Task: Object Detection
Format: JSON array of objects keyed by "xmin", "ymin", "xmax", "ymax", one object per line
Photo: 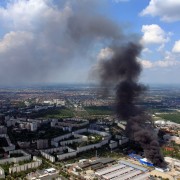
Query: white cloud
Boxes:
[
  {"xmin": 141, "ymin": 24, "xmax": 169, "ymax": 45},
  {"xmin": 97, "ymin": 47, "xmax": 114, "ymax": 61},
  {"xmin": 0, "ymin": 0, "xmax": 125, "ymax": 84},
  {"xmin": 154, "ymin": 59, "xmax": 179, "ymax": 68},
  {"xmin": 139, "ymin": 51, "xmax": 180, "ymax": 69},
  {"xmin": 142, "ymin": 48, "xmax": 152, "ymax": 54},
  {"xmin": 0, "ymin": 31, "xmax": 34, "ymax": 53},
  {"xmin": 157, "ymin": 44, "xmax": 165, "ymax": 52},
  {"xmin": 0, "ymin": 0, "xmax": 76, "ymax": 84},
  {"xmin": 138, "ymin": 58, "xmax": 153, "ymax": 69},
  {"xmin": 0, "ymin": 0, "xmax": 51, "ymax": 30},
  {"xmin": 90, "ymin": 47, "xmax": 114, "ymax": 80},
  {"xmin": 172, "ymin": 40, "xmax": 180, "ymax": 53},
  {"xmin": 140, "ymin": 0, "xmax": 180, "ymax": 22}
]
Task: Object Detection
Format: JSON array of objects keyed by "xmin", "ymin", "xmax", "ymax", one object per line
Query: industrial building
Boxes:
[
  {"xmin": 78, "ymin": 158, "xmax": 115, "ymax": 171},
  {"xmin": 139, "ymin": 158, "xmax": 154, "ymax": 167},
  {"xmin": 95, "ymin": 160, "xmax": 149, "ymax": 180},
  {"xmin": 129, "ymin": 153, "xmax": 154, "ymax": 167}
]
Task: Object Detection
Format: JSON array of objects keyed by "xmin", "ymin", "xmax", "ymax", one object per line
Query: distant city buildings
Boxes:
[
  {"xmin": 43, "ymin": 99, "xmax": 65, "ymax": 106},
  {"xmin": 5, "ymin": 117, "xmax": 50, "ymax": 132}
]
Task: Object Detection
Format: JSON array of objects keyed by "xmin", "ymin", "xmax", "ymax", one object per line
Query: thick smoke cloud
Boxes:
[
  {"xmin": 96, "ymin": 43, "xmax": 166, "ymax": 167},
  {"xmin": 0, "ymin": 0, "xmax": 120, "ymax": 85}
]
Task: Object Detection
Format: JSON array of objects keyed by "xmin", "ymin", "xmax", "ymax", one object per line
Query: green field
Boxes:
[
  {"xmin": 42, "ymin": 108, "xmax": 74, "ymax": 118},
  {"xmin": 156, "ymin": 112, "xmax": 180, "ymax": 124},
  {"xmin": 161, "ymin": 142, "xmax": 180, "ymax": 160},
  {"xmin": 74, "ymin": 110, "xmax": 89, "ymax": 118},
  {"xmin": 84, "ymin": 106, "xmax": 113, "ymax": 116}
]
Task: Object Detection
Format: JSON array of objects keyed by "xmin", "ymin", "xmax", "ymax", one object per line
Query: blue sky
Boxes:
[{"xmin": 0, "ymin": 0, "xmax": 180, "ymax": 85}]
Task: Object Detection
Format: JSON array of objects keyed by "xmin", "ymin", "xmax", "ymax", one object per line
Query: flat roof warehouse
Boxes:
[{"xmin": 95, "ymin": 160, "xmax": 149, "ymax": 180}]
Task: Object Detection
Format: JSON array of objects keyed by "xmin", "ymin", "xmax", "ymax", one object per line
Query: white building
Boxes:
[
  {"xmin": 0, "ymin": 134, "xmax": 15, "ymax": 152},
  {"xmin": 53, "ymin": 99, "xmax": 65, "ymax": 106},
  {"xmin": 154, "ymin": 120, "xmax": 166, "ymax": 125},
  {"xmin": 30, "ymin": 122, "xmax": 38, "ymax": 131},
  {"xmin": 43, "ymin": 99, "xmax": 65, "ymax": 106},
  {"xmin": 45, "ymin": 128, "xmax": 110, "ymax": 161},
  {"xmin": 6, "ymin": 118, "xmax": 18, "ymax": 127},
  {"xmin": 9, "ymin": 156, "xmax": 42, "ymax": 174},
  {"xmin": 50, "ymin": 119, "xmax": 58, "ymax": 127},
  {"xmin": 0, "ymin": 150, "xmax": 31, "ymax": 164},
  {"xmin": 109, "ymin": 140, "xmax": 118, "ymax": 149},
  {"xmin": 116, "ymin": 135, "xmax": 129, "ymax": 145},
  {"xmin": 0, "ymin": 167, "xmax": 5, "ymax": 179}
]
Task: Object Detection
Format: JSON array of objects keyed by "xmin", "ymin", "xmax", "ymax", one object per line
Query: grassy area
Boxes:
[
  {"xmin": 156, "ymin": 112, "xmax": 180, "ymax": 124},
  {"xmin": 29, "ymin": 107, "xmax": 74, "ymax": 119},
  {"xmin": 84, "ymin": 106, "xmax": 113, "ymax": 116},
  {"xmin": 74, "ymin": 110, "xmax": 89, "ymax": 118},
  {"xmin": 97, "ymin": 148, "xmax": 124, "ymax": 159},
  {"xmin": 43, "ymin": 108, "xmax": 74, "ymax": 118},
  {"xmin": 161, "ymin": 144, "xmax": 180, "ymax": 160}
]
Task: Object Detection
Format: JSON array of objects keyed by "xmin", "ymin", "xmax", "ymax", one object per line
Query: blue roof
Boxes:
[
  {"xmin": 139, "ymin": 159, "xmax": 154, "ymax": 167},
  {"xmin": 128, "ymin": 153, "xmax": 142, "ymax": 160}
]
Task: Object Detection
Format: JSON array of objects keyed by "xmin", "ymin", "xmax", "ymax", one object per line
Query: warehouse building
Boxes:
[{"xmin": 95, "ymin": 160, "xmax": 149, "ymax": 180}]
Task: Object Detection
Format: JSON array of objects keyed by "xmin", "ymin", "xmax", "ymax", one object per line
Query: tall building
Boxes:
[{"xmin": 30, "ymin": 122, "xmax": 38, "ymax": 132}]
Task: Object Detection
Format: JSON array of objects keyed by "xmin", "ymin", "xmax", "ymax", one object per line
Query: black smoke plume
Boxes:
[
  {"xmin": 63, "ymin": 1, "xmax": 166, "ymax": 167},
  {"xmin": 97, "ymin": 42, "xmax": 166, "ymax": 167}
]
